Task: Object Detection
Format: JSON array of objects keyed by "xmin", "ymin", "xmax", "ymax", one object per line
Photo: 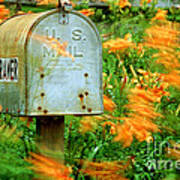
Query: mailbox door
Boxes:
[{"xmin": 26, "ymin": 10, "xmax": 103, "ymax": 115}]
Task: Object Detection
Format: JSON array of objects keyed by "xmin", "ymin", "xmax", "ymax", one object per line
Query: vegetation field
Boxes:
[{"xmin": 0, "ymin": 0, "xmax": 180, "ymax": 179}]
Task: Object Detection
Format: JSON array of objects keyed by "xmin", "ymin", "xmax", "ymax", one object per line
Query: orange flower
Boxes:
[
  {"xmin": 103, "ymin": 121, "xmax": 116, "ymax": 135},
  {"xmin": 27, "ymin": 152, "xmax": 73, "ymax": 180},
  {"xmin": 114, "ymin": 122, "xmax": 134, "ymax": 147},
  {"xmin": 140, "ymin": 0, "xmax": 152, "ymax": 5},
  {"xmin": 113, "ymin": 84, "xmax": 164, "ymax": 147},
  {"xmin": 79, "ymin": 115, "xmax": 118, "ymax": 134},
  {"xmin": 151, "ymin": 9, "xmax": 168, "ymax": 21},
  {"xmin": 79, "ymin": 160, "xmax": 129, "ymax": 180},
  {"xmin": 135, "ymin": 43, "xmax": 144, "ymax": 56},
  {"xmin": 166, "ymin": 148, "xmax": 180, "ymax": 159},
  {"xmin": 103, "ymin": 36, "xmax": 135, "ymax": 53},
  {"xmin": 100, "ymin": 0, "xmax": 131, "ymax": 9},
  {"xmin": 119, "ymin": 0, "xmax": 131, "ymax": 8},
  {"xmin": 153, "ymin": 51, "xmax": 180, "ymax": 68},
  {"xmin": 114, "ymin": 116, "xmax": 158, "ymax": 147},
  {"xmin": 20, "ymin": 117, "xmax": 34, "ymax": 128},
  {"xmin": 0, "ymin": 5, "xmax": 9, "ymax": 19},
  {"xmin": 124, "ymin": 33, "xmax": 132, "ymax": 41},
  {"xmin": 79, "ymin": 116, "xmax": 97, "ymax": 134},
  {"xmin": 37, "ymin": 0, "xmax": 75, "ymax": 7},
  {"xmin": 144, "ymin": 27, "xmax": 180, "ymax": 48},
  {"xmin": 144, "ymin": 21, "xmax": 180, "ymax": 90},
  {"xmin": 78, "ymin": 9, "xmax": 95, "ymax": 17},
  {"xmin": 103, "ymin": 95, "xmax": 116, "ymax": 112},
  {"xmin": 161, "ymin": 70, "xmax": 180, "ymax": 89}
]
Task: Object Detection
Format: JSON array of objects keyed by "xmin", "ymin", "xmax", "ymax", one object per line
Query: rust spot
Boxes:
[
  {"xmin": 85, "ymin": 92, "xmax": 89, "ymax": 96},
  {"xmin": 82, "ymin": 105, "xmax": 86, "ymax": 109},
  {"xmin": 88, "ymin": 108, "xmax": 92, "ymax": 112},
  {"xmin": 79, "ymin": 94, "xmax": 84, "ymax": 102},
  {"xmin": 40, "ymin": 92, "xmax": 45, "ymax": 97},
  {"xmin": 37, "ymin": 106, "xmax": 42, "ymax": 111},
  {"xmin": 6, "ymin": 108, "xmax": 8, "ymax": 113},
  {"xmin": 44, "ymin": 110, "xmax": 48, "ymax": 114},
  {"xmin": 84, "ymin": 73, "xmax": 88, "ymax": 77},
  {"xmin": 79, "ymin": 94, "xmax": 84, "ymax": 98},
  {"xmin": 38, "ymin": 66, "xmax": 44, "ymax": 72},
  {"xmin": 40, "ymin": 74, "xmax": 44, "ymax": 79}
]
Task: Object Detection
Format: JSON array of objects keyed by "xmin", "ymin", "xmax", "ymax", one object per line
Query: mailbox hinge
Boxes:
[{"xmin": 59, "ymin": 4, "xmax": 72, "ymax": 25}]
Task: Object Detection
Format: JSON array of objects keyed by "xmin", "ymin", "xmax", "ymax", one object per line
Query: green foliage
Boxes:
[
  {"xmin": 167, "ymin": 7, "xmax": 180, "ymax": 22},
  {"xmin": 22, "ymin": 5, "xmax": 55, "ymax": 13},
  {"xmin": 65, "ymin": 115, "xmax": 180, "ymax": 179},
  {"xmin": 64, "ymin": 2, "xmax": 180, "ymax": 180},
  {"xmin": 126, "ymin": 133, "xmax": 179, "ymax": 180},
  {"xmin": 0, "ymin": 115, "xmax": 36, "ymax": 180}
]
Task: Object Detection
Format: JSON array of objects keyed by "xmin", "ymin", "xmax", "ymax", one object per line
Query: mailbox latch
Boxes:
[
  {"xmin": 59, "ymin": 12, "xmax": 69, "ymax": 25},
  {"xmin": 59, "ymin": 4, "xmax": 72, "ymax": 25}
]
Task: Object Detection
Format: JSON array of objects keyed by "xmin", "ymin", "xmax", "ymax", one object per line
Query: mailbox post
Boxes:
[
  {"xmin": 0, "ymin": 7, "xmax": 103, "ymax": 153},
  {"xmin": 36, "ymin": 116, "xmax": 65, "ymax": 152}
]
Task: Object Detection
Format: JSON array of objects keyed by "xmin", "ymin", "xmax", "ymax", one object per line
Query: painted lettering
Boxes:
[
  {"xmin": 0, "ymin": 58, "xmax": 18, "ymax": 82},
  {"xmin": 43, "ymin": 46, "xmax": 56, "ymax": 57},
  {"xmin": 72, "ymin": 29, "xmax": 82, "ymax": 41},
  {"xmin": 45, "ymin": 27, "xmax": 56, "ymax": 39},
  {"xmin": 68, "ymin": 46, "xmax": 83, "ymax": 58},
  {"xmin": 43, "ymin": 28, "xmax": 84, "ymax": 58}
]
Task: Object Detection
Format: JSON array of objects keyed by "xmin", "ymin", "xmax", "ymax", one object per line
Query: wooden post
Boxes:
[{"xmin": 36, "ymin": 116, "xmax": 64, "ymax": 153}]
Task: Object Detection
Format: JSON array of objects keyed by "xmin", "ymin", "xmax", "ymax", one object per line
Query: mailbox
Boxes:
[{"xmin": 0, "ymin": 8, "xmax": 103, "ymax": 116}]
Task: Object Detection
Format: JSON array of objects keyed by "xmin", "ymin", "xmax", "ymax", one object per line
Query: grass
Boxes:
[{"xmin": 0, "ymin": 1, "xmax": 180, "ymax": 179}]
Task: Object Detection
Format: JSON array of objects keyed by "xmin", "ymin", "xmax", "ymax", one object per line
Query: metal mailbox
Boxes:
[{"xmin": 0, "ymin": 9, "xmax": 103, "ymax": 116}]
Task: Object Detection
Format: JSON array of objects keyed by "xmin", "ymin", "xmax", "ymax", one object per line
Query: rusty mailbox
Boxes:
[{"xmin": 0, "ymin": 8, "xmax": 103, "ymax": 116}]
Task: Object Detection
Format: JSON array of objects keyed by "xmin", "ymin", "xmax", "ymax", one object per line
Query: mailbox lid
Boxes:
[{"xmin": 26, "ymin": 10, "xmax": 103, "ymax": 115}]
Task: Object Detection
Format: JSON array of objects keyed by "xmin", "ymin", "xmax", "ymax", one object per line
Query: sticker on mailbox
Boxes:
[{"xmin": 0, "ymin": 57, "xmax": 18, "ymax": 82}]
